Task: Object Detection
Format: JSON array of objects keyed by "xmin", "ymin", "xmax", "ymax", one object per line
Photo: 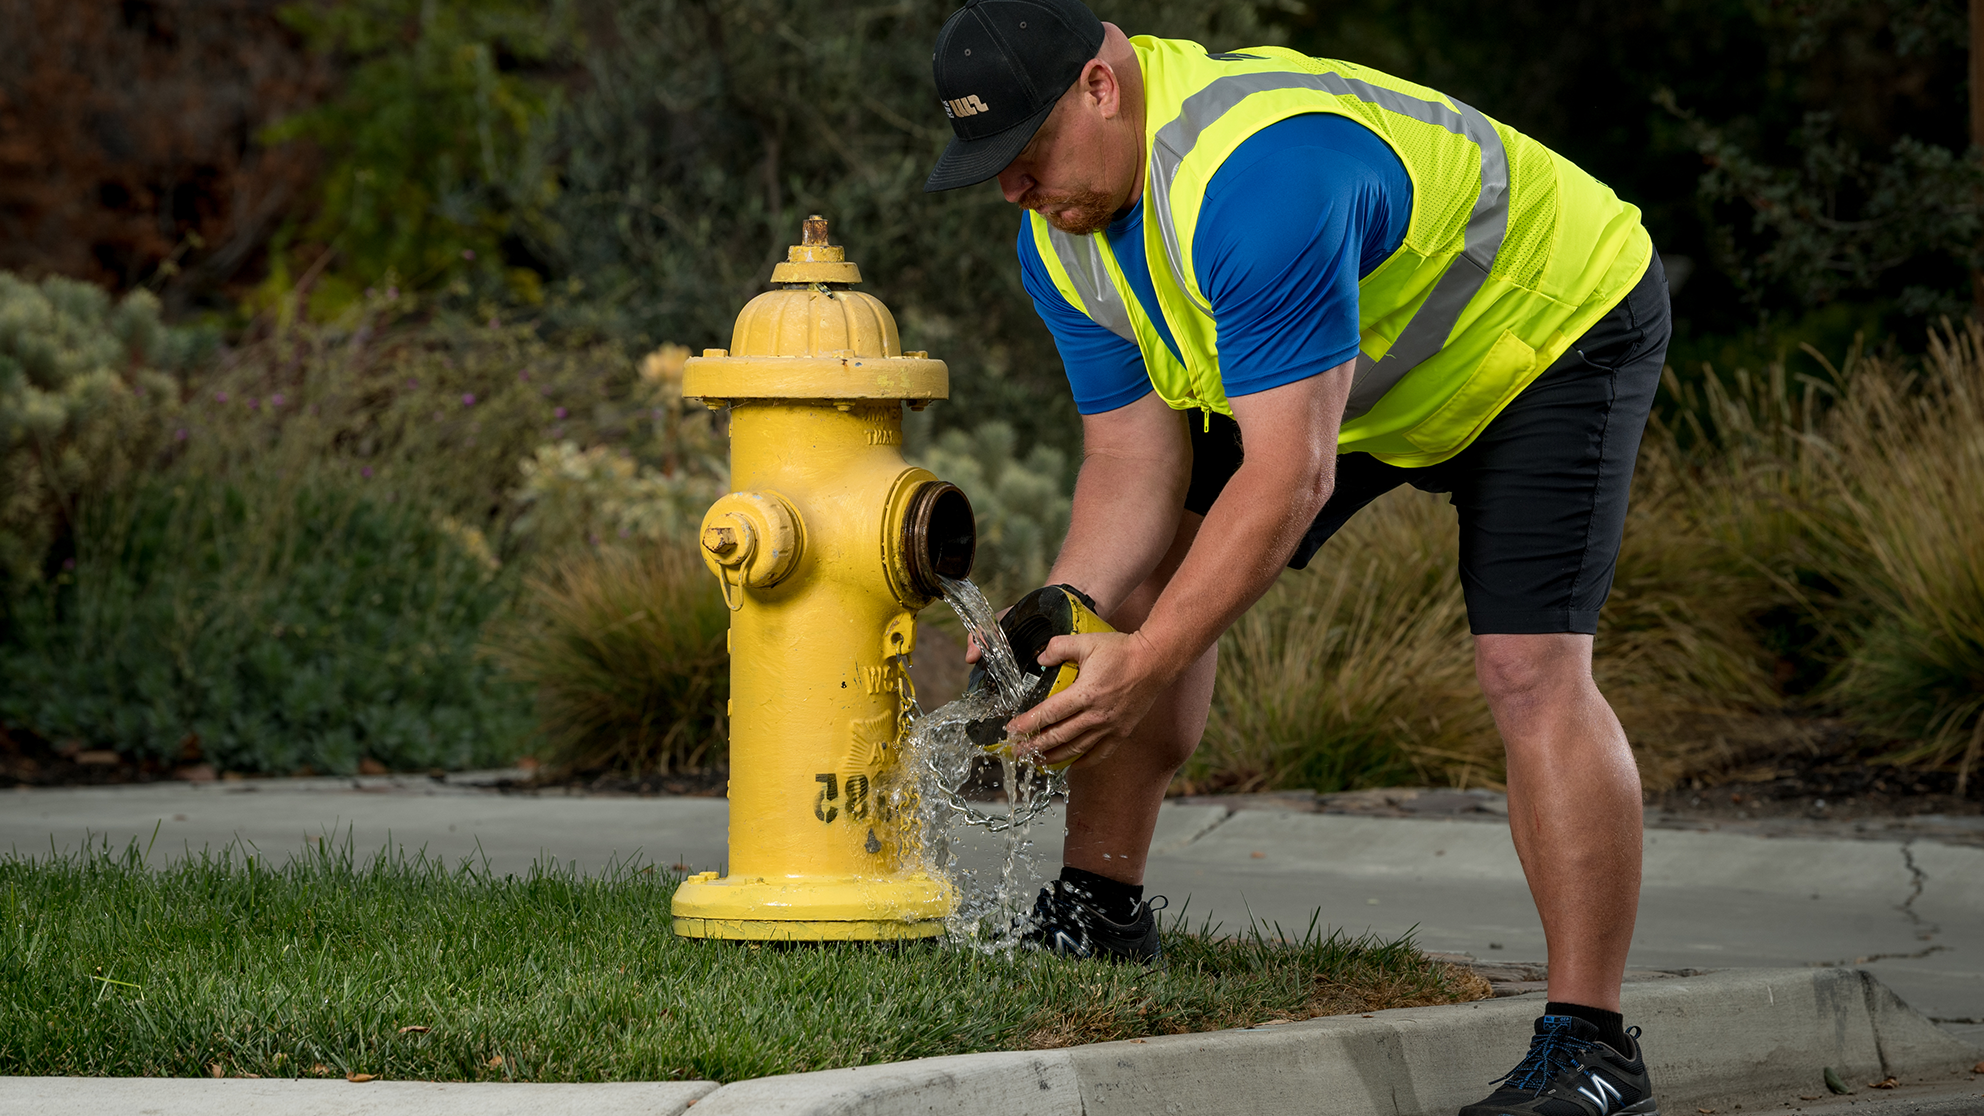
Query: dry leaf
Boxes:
[
  {"xmin": 346, "ymin": 1072, "xmax": 375, "ymax": 1083},
  {"xmin": 488, "ymin": 1055, "xmax": 504, "ymax": 1068},
  {"xmin": 1129, "ymin": 1039, "xmax": 1147, "ymax": 1044},
  {"xmin": 311, "ymin": 1064, "xmax": 330, "ymax": 1076},
  {"xmin": 1696, "ymin": 1108, "xmax": 1714, "ymax": 1114},
  {"xmin": 1974, "ymin": 1060, "xmax": 1984, "ymax": 1074},
  {"xmin": 208, "ymin": 1064, "xmax": 223, "ymax": 1079},
  {"xmin": 398, "ymin": 1025, "xmax": 430, "ymax": 1034},
  {"xmin": 237, "ymin": 1073, "xmax": 261, "ymax": 1079},
  {"xmin": 1868, "ymin": 1077, "xmax": 1898, "ymax": 1089}
]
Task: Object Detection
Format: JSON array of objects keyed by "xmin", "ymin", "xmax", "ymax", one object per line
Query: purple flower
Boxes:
[
  {"xmin": 518, "ymin": 370, "xmax": 530, "ymax": 382},
  {"xmin": 214, "ymin": 391, "xmax": 228, "ymax": 403},
  {"xmin": 386, "ymin": 286, "xmax": 399, "ymax": 301},
  {"xmin": 461, "ymin": 393, "xmax": 476, "ymax": 407},
  {"xmin": 62, "ymin": 558, "xmax": 74, "ymax": 571},
  {"xmin": 487, "ymin": 317, "xmax": 499, "ymax": 329},
  {"xmin": 362, "ymin": 467, "xmax": 373, "ymax": 479},
  {"xmin": 248, "ymin": 398, "xmax": 260, "ymax": 410},
  {"xmin": 407, "ymin": 378, "xmax": 418, "ymax": 389},
  {"xmin": 554, "ymin": 406, "xmax": 567, "ymax": 419},
  {"xmin": 461, "ymin": 249, "xmax": 476, "ymax": 261},
  {"xmin": 271, "ymin": 393, "xmax": 285, "ymax": 407},
  {"xmin": 174, "ymin": 428, "xmax": 187, "ymax": 441}
]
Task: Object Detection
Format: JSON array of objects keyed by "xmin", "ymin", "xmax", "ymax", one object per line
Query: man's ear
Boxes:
[{"xmin": 1080, "ymin": 58, "xmax": 1120, "ymax": 118}]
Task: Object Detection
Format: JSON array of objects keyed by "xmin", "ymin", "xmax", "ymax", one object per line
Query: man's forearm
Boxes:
[
  {"xmin": 1047, "ymin": 446, "xmax": 1188, "ymax": 617},
  {"xmin": 1134, "ymin": 451, "xmax": 1331, "ymax": 676}
]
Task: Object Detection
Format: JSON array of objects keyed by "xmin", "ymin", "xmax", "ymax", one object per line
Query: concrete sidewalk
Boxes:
[{"xmin": 6, "ymin": 776, "xmax": 1982, "ymax": 1047}]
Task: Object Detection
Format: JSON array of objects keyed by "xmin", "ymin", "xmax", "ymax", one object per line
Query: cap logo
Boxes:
[{"xmin": 944, "ymin": 94, "xmax": 992, "ymax": 119}]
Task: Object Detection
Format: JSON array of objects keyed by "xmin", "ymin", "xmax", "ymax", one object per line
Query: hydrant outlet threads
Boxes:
[{"xmin": 901, "ymin": 482, "xmax": 976, "ymax": 598}]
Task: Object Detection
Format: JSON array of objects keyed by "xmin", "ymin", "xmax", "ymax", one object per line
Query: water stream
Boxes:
[{"xmin": 884, "ymin": 576, "xmax": 1069, "ymax": 948}]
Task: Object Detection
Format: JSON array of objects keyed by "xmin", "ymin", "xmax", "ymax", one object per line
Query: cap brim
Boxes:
[{"xmin": 923, "ymin": 98, "xmax": 1058, "ymax": 192}]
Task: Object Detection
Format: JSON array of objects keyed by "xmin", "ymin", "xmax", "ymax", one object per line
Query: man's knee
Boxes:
[{"xmin": 1473, "ymin": 633, "xmax": 1594, "ymax": 710}]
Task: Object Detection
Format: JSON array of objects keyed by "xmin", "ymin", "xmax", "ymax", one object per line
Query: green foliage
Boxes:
[
  {"xmin": 1663, "ymin": 97, "xmax": 1984, "ymax": 318},
  {"xmin": 539, "ymin": 0, "xmax": 1286, "ymax": 453},
  {"xmin": 0, "ymin": 274, "xmax": 210, "ymax": 596},
  {"xmin": 168, "ymin": 306, "xmax": 639, "ymax": 556},
  {"xmin": 264, "ymin": 0, "xmax": 574, "ymax": 316},
  {"xmin": 912, "ymin": 421, "xmax": 1072, "ymax": 608},
  {"xmin": 0, "ymin": 475, "xmax": 530, "ymax": 774},
  {"xmin": 0, "ymin": 838, "xmax": 1477, "ymax": 1081},
  {"xmin": 488, "ymin": 545, "xmax": 729, "ymax": 776}
]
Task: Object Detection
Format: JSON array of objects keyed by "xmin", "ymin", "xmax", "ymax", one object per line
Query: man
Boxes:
[{"xmin": 925, "ymin": 2, "xmax": 1668, "ymax": 1113}]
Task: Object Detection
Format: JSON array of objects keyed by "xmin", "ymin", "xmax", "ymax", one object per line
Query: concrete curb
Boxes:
[
  {"xmin": 690, "ymin": 968, "xmax": 1982, "ymax": 1116},
  {"xmin": 3, "ymin": 968, "xmax": 1976, "ymax": 1115},
  {"xmin": 0, "ymin": 1078, "xmax": 717, "ymax": 1115}
]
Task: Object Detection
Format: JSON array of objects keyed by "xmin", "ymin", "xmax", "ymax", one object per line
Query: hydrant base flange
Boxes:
[{"xmin": 672, "ymin": 872, "xmax": 952, "ymax": 941}]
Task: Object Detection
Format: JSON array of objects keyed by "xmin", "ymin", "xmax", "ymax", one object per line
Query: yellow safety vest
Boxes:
[{"xmin": 1029, "ymin": 38, "xmax": 1652, "ymax": 466}]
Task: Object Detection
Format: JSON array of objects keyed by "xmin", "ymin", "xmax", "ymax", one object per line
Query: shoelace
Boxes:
[{"xmin": 1492, "ymin": 1028, "xmax": 1594, "ymax": 1092}]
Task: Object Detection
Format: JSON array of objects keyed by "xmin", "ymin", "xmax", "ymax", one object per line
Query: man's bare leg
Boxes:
[
  {"xmin": 1475, "ymin": 632, "xmax": 1643, "ymax": 1012},
  {"xmin": 1062, "ymin": 514, "xmax": 1215, "ymax": 885}
]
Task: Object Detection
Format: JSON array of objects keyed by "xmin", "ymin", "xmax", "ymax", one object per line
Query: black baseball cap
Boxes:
[{"xmin": 924, "ymin": 0, "xmax": 1105, "ymax": 192}]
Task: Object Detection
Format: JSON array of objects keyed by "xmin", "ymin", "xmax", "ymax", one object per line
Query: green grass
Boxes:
[{"xmin": 0, "ymin": 838, "xmax": 1482, "ymax": 1083}]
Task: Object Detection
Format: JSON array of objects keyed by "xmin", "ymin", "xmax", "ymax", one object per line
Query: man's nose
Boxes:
[{"xmin": 998, "ymin": 167, "xmax": 1034, "ymax": 204}]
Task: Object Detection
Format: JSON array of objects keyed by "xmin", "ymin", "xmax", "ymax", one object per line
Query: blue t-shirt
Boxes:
[{"xmin": 1017, "ymin": 112, "xmax": 1413, "ymax": 415}]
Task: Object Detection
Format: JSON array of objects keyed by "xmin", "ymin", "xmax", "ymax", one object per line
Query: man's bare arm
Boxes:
[
  {"xmin": 1008, "ymin": 359, "xmax": 1354, "ymax": 766},
  {"xmin": 1048, "ymin": 390, "xmax": 1191, "ymax": 617}
]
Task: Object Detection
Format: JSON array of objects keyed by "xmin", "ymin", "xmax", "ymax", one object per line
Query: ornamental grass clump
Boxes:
[
  {"xmin": 1186, "ymin": 489, "xmax": 1489, "ymax": 794},
  {"xmin": 488, "ymin": 544, "xmax": 730, "ymax": 776},
  {"xmin": 1812, "ymin": 322, "xmax": 1984, "ymax": 788}
]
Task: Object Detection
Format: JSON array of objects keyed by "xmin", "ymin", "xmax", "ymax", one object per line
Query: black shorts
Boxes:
[{"xmin": 1185, "ymin": 254, "xmax": 1671, "ymax": 636}]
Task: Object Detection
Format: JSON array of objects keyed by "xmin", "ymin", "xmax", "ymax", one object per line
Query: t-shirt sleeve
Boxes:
[
  {"xmin": 1017, "ymin": 216, "xmax": 1153, "ymax": 415},
  {"xmin": 1194, "ymin": 114, "xmax": 1407, "ymax": 399}
]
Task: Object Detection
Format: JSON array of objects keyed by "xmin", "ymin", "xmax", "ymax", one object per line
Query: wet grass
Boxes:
[{"xmin": 0, "ymin": 837, "xmax": 1486, "ymax": 1083}]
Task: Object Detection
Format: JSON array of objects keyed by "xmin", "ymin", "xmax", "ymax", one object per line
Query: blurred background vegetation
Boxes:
[{"xmin": 1, "ymin": 0, "xmax": 1979, "ymax": 797}]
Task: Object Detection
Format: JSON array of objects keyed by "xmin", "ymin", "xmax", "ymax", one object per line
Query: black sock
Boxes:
[
  {"xmin": 1545, "ymin": 1000, "xmax": 1630, "ymax": 1054},
  {"xmin": 1058, "ymin": 866, "xmax": 1143, "ymax": 923}
]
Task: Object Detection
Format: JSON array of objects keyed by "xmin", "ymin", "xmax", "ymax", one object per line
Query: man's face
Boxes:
[{"xmin": 995, "ymin": 87, "xmax": 1121, "ymax": 236}]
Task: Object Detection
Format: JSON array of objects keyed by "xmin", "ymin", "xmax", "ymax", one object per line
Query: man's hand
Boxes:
[{"xmin": 1004, "ymin": 629, "xmax": 1175, "ymax": 769}]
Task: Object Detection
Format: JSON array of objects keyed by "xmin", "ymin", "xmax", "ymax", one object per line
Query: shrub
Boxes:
[
  {"xmin": 0, "ymin": 274, "xmax": 208, "ymax": 597},
  {"xmin": 488, "ymin": 545, "xmax": 729, "ymax": 776},
  {"xmin": 0, "ymin": 475, "xmax": 530, "ymax": 774},
  {"xmin": 171, "ymin": 313, "xmax": 637, "ymax": 553}
]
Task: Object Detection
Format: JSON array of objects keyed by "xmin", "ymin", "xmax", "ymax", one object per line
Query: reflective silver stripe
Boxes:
[
  {"xmin": 1044, "ymin": 222, "xmax": 1136, "ymax": 344},
  {"xmin": 1144, "ymin": 70, "xmax": 1511, "ymax": 418}
]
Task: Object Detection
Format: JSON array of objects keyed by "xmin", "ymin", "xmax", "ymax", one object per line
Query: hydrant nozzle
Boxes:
[{"xmin": 672, "ymin": 217, "xmax": 972, "ymax": 941}]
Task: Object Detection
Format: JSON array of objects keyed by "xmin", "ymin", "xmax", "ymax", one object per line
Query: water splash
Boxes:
[{"xmin": 882, "ymin": 575, "xmax": 1069, "ymax": 949}]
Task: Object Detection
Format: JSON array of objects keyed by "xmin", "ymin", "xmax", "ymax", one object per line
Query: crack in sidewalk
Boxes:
[{"xmin": 1813, "ymin": 840, "xmax": 1949, "ymax": 968}]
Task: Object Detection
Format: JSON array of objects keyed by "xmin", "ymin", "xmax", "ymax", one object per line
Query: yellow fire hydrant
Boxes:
[{"xmin": 672, "ymin": 216, "xmax": 973, "ymax": 941}]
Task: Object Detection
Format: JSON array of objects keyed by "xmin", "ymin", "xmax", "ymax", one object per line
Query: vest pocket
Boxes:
[{"xmin": 1402, "ymin": 329, "xmax": 1537, "ymax": 456}]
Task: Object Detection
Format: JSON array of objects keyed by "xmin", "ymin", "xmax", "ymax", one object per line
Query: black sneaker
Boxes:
[
  {"xmin": 1458, "ymin": 1015, "xmax": 1659, "ymax": 1116},
  {"xmin": 1016, "ymin": 879, "xmax": 1167, "ymax": 965}
]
